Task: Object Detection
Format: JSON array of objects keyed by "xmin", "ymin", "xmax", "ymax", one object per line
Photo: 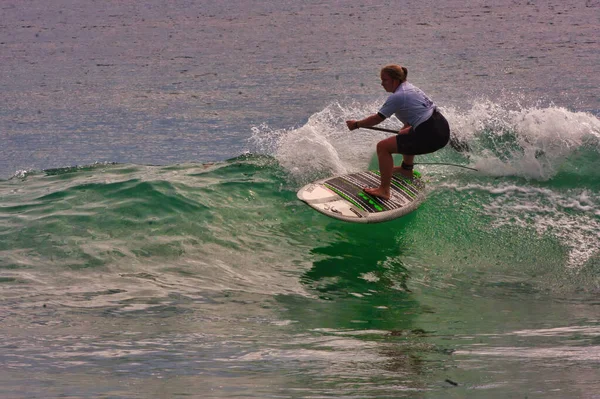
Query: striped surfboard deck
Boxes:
[{"xmin": 297, "ymin": 171, "xmax": 426, "ymax": 223}]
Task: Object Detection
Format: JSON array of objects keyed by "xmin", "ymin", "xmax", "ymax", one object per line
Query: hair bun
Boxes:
[{"xmin": 381, "ymin": 64, "xmax": 408, "ymax": 82}]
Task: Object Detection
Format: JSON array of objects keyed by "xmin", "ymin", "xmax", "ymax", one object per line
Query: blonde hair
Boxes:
[{"xmin": 381, "ymin": 64, "xmax": 408, "ymax": 82}]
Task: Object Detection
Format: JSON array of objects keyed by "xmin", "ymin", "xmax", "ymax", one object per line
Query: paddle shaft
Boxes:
[
  {"xmin": 358, "ymin": 126, "xmax": 471, "ymax": 154},
  {"xmin": 359, "ymin": 126, "xmax": 399, "ymax": 133},
  {"xmin": 357, "ymin": 126, "xmax": 476, "ymax": 169}
]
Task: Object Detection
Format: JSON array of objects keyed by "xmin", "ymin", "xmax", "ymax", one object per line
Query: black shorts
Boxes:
[{"xmin": 395, "ymin": 110, "xmax": 450, "ymax": 155}]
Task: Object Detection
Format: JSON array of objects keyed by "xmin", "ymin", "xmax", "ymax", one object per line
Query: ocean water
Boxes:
[{"xmin": 1, "ymin": 1, "xmax": 600, "ymax": 398}]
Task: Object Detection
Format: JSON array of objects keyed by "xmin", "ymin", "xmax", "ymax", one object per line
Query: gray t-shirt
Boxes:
[{"xmin": 378, "ymin": 82, "xmax": 436, "ymax": 128}]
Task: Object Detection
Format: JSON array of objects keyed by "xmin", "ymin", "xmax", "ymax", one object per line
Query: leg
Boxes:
[
  {"xmin": 392, "ymin": 154, "xmax": 415, "ymax": 178},
  {"xmin": 364, "ymin": 136, "xmax": 398, "ymax": 200}
]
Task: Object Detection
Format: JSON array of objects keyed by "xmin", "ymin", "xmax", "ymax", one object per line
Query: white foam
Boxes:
[
  {"xmin": 250, "ymin": 100, "xmax": 399, "ymax": 182},
  {"xmin": 251, "ymin": 99, "xmax": 600, "ymax": 183},
  {"xmin": 446, "ymin": 101, "xmax": 600, "ymax": 180}
]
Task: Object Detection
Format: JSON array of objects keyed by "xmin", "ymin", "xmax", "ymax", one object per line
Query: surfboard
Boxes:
[{"xmin": 297, "ymin": 171, "xmax": 425, "ymax": 223}]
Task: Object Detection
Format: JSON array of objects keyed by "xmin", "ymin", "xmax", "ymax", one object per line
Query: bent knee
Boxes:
[{"xmin": 376, "ymin": 137, "xmax": 398, "ymax": 154}]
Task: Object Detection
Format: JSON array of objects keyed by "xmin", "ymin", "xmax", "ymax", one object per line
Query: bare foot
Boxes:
[
  {"xmin": 364, "ymin": 187, "xmax": 390, "ymax": 200},
  {"xmin": 392, "ymin": 167, "xmax": 413, "ymax": 179}
]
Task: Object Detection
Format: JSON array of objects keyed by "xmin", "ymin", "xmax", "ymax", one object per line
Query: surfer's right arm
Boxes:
[{"xmin": 346, "ymin": 113, "xmax": 385, "ymax": 131}]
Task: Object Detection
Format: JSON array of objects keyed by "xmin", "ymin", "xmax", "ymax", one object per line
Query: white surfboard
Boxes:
[{"xmin": 297, "ymin": 171, "xmax": 426, "ymax": 223}]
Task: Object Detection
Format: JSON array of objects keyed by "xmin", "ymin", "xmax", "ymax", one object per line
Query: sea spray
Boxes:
[
  {"xmin": 250, "ymin": 98, "xmax": 600, "ymax": 182},
  {"xmin": 446, "ymin": 101, "xmax": 600, "ymax": 180}
]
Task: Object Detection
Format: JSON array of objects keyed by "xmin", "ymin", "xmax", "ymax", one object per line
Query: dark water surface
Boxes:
[{"xmin": 2, "ymin": 0, "xmax": 598, "ymax": 177}]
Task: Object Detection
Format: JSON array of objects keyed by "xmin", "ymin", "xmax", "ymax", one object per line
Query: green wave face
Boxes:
[{"xmin": 1, "ymin": 153, "xmax": 599, "ymax": 398}]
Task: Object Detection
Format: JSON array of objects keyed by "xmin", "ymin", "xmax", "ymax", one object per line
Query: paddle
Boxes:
[
  {"xmin": 358, "ymin": 126, "xmax": 471, "ymax": 153},
  {"xmin": 359, "ymin": 126, "xmax": 399, "ymax": 134},
  {"xmin": 358, "ymin": 126, "xmax": 477, "ymax": 171}
]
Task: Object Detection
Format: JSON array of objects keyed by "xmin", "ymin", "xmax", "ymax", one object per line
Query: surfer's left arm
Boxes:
[{"xmin": 346, "ymin": 113, "xmax": 385, "ymax": 131}]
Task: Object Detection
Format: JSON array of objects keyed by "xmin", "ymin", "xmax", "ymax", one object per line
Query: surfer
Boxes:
[{"xmin": 346, "ymin": 64, "xmax": 450, "ymax": 200}]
